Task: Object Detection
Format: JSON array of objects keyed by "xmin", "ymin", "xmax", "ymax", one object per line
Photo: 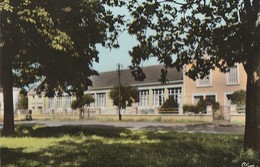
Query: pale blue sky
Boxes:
[
  {"xmin": 93, "ymin": 31, "xmax": 159, "ymax": 72},
  {"xmin": 92, "ymin": 4, "xmax": 160, "ymax": 72}
]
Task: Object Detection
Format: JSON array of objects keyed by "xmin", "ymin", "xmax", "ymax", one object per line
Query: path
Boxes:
[{"xmin": 14, "ymin": 120, "xmax": 245, "ymax": 134}]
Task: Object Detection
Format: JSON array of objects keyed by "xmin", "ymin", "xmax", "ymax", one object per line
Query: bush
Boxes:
[
  {"xmin": 161, "ymin": 96, "xmax": 178, "ymax": 109},
  {"xmin": 71, "ymin": 94, "xmax": 95, "ymax": 110},
  {"xmin": 231, "ymin": 90, "xmax": 246, "ymax": 106},
  {"xmin": 159, "ymin": 96, "xmax": 179, "ymax": 113},
  {"xmin": 197, "ymin": 98, "xmax": 220, "ymax": 113},
  {"xmin": 183, "ymin": 104, "xmax": 199, "ymax": 114}
]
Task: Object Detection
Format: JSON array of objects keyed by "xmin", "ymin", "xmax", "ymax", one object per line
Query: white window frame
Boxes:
[
  {"xmin": 56, "ymin": 97, "xmax": 63, "ymax": 111},
  {"xmin": 226, "ymin": 64, "xmax": 239, "ymax": 85},
  {"xmin": 96, "ymin": 93, "xmax": 106, "ymax": 108},
  {"xmin": 196, "ymin": 71, "xmax": 212, "ymax": 87},
  {"xmin": 65, "ymin": 96, "xmax": 72, "ymax": 110},
  {"xmin": 48, "ymin": 97, "xmax": 54, "ymax": 110},
  {"xmin": 139, "ymin": 90, "xmax": 149, "ymax": 107},
  {"xmin": 168, "ymin": 87, "xmax": 182, "ymax": 106},
  {"xmin": 152, "ymin": 89, "xmax": 164, "ymax": 107},
  {"xmin": 192, "ymin": 93, "xmax": 217, "ymax": 105}
]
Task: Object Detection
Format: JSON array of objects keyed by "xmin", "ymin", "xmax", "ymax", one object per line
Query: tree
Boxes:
[
  {"xmin": 231, "ymin": 89, "xmax": 246, "ymax": 106},
  {"xmin": 71, "ymin": 94, "xmax": 95, "ymax": 119},
  {"xmin": 161, "ymin": 96, "xmax": 178, "ymax": 109},
  {"xmin": 125, "ymin": 0, "xmax": 260, "ymax": 151},
  {"xmin": 0, "ymin": 0, "xmax": 124, "ymax": 136},
  {"xmin": 109, "ymin": 85, "xmax": 139, "ymax": 120},
  {"xmin": 16, "ymin": 90, "xmax": 28, "ymax": 111}
]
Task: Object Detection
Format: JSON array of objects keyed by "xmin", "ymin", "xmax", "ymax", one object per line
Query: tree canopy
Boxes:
[
  {"xmin": 0, "ymin": 0, "xmax": 124, "ymax": 135},
  {"xmin": 71, "ymin": 94, "xmax": 95, "ymax": 110},
  {"xmin": 124, "ymin": 0, "xmax": 260, "ymax": 152},
  {"xmin": 109, "ymin": 85, "xmax": 139, "ymax": 110},
  {"xmin": 126, "ymin": 0, "xmax": 259, "ymax": 80}
]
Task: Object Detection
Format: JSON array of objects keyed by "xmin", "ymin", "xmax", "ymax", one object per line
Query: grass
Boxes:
[{"xmin": 1, "ymin": 124, "xmax": 259, "ymax": 167}]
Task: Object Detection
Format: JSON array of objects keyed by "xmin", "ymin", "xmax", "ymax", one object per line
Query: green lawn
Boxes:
[{"xmin": 1, "ymin": 124, "xmax": 259, "ymax": 167}]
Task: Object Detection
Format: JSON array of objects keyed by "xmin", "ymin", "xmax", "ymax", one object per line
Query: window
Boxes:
[
  {"xmin": 96, "ymin": 93, "xmax": 106, "ymax": 107},
  {"xmin": 139, "ymin": 90, "xmax": 149, "ymax": 107},
  {"xmin": 193, "ymin": 95, "xmax": 203, "ymax": 105},
  {"xmin": 227, "ymin": 65, "xmax": 239, "ymax": 85},
  {"xmin": 57, "ymin": 97, "xmax": 62, "ymax": 109},
  {"xmin": 205, "ymin": 95, "xmax": 216, "ymax": 101},
  {"xmin": 153, "ymin": 89, "xmax": 164, "ymax": 106},
  {"xmin": 65, "ymin": 96, "xmax": 71, "ymax": 109},
  {"xmin": 196, "ymin": 72, "xmax": 212, "ymax": 87},
  {"xmin": 48, "ymin": 98, "xmax": 54, "ymax": 109},
  {"xmin": 193, "ymin": 94, "xmax": 216, "ymax": 105},
  {"xmin": 168, "ymin": 87, "xmax": 182, "ymax": 105}
]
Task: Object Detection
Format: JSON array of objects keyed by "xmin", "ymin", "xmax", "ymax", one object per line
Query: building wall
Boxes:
[
  {"xmin": 28, "ymin": 93, "xmax": 76, "ymax": 114},
  {"xmin": 86, "ymin": 82, "xmax": 183, "ymax": 113},
  {"xmin": 0, "ymin": 88, "xmax": 20, "ymax": 115},
  {"xmin": 184, "ymin": 63, "xmax": 247, "ymax": 106}
]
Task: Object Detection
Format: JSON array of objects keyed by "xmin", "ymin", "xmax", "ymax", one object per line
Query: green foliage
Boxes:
[
  {"xmin": 183, "ymin": 104, "xmax": 199, "ymax": 114},
  {"xmin": 231, "ymin": 90, "xmax": 246, "ymax": 106},
  {"xmin": 109, "ymin": 85, "xmax": 139, "ymax": 109},
  {"xmin": 197, "ymin": 98, "xmax": 220, "ymax": 112},
  {"xmin": 1, "ymin": 0, "xmax": 124, "ymax": 95},
  {"xmin": 183, "ymin": 99, "xmax": 219, "ymax": 114},
  {"xmin": 0, "ymin": 0, "xmax": 124, "ymax": 135},
  {"xmin": 126, "ymin": 0, "xmax": 259, "ymax": 80},
  {"xmin": 16, "ymin": 94, "xmax": 28, "ymax": 110},
  {"xmin": 160, "ymin": 96, "xmax": 178, "ymax": 111},
  {"xmin": 2, "ymin": 124, "xmax": 259, "ymax": 167},
  {"xmin": 71, "ymin": 94, "xmax": 95, "ymax": 110}
]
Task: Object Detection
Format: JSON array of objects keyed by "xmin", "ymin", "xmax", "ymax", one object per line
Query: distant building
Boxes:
[
  {"xmin": 88, "ymin": 65, "xmax": 183, "ymax": 114},
  {"xmin": 0, "ymin": 87, "xmax": 21, "ymax": 115},
  {"xmin": 183, "ymin": 63, "xmax": 247, "ymax": 119},
  {"xmin": 27, "ymin": 64, "xmax": 246, "ymax": 117},
  {"xmin": 28, "ymin": 65, "xmax": 183, "ymax": 114}
]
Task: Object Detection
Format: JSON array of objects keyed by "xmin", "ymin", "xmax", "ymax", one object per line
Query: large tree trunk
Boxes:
[
  {"xmin": 244, "ymin": 53, "xmax": 260, "ymax": 152},
  {"xmin": 1, "ymin": 53, "xmax": 15, "ymax": 136}
]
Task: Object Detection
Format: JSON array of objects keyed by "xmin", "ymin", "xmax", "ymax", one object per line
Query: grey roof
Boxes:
[{"xmin": 89, "ymin": 65, "xmax": 183, "ymax": 90}]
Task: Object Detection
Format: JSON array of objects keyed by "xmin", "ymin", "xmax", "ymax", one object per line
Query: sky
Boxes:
[
  {"xmin": 92, "ymin": 4, "xmax": 160, "ymax": 73},
  {"xmin": 93, "ymin": 31, "xmax": 159, "ymax": 72}
]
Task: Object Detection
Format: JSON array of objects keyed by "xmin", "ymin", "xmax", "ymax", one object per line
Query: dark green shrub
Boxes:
[
  {"xmin": 197, "ymin": 98, "xmax": 220, "ymax": 113},
  {"xmin": 161, "ymin": 96, "xmax": 178, "ymax": 109},
  {"xmin": 231, "ymin": 90, "xmax": 246, "ymax": 106},
  {"xmin": 183, "ymin": 104, "xmax": 199, "ymax": 114}
]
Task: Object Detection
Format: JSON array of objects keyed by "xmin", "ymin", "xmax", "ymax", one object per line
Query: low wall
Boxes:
[
  {"xmin": 12, "ymin": 112, "xmax": 95, "ymax": 121},
  {"xmin": 96, "ymin": 114, "xmax": 213, "ymax": 123},
  {"xmin": 230, "ymin": 114, "xmax": 245, "ymax": 124}
]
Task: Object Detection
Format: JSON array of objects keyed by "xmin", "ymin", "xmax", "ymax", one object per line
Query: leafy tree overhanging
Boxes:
[
  {"xmin": 0, "ymin": 0, "xmax": 124, "ymax": 136},
  {"xmin": 125, "ymin": 0, "xmax": 260, "ymax": 152}
]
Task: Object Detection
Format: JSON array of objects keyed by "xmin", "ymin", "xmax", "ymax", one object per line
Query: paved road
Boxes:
[{"xmin": 14, "ymin": 120, "xmax": 245, "ymax": 134}]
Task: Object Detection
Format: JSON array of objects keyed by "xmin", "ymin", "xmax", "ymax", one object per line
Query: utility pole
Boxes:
[{"xmin": 117, "ymin": 63, "xmax": 122, "ymax": 120}]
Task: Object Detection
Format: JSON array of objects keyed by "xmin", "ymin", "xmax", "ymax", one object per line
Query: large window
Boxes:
[
  {"xmin": 48, "ymin": 98, "xmax": 54, "ymax": 110},
  {"xmin": 196, "ymin": 72, "xmax": 212, "ymax": 87},
  {"xmin": 96, "ymin": 93, "xmax": 106, "ymax": 107},
  {"xmin": 168, "ymin": 87, "xmax": 182, "ymax": 105},
  {"xmin": 153, "ymin": 89, "xmax": 164, "ymax": 106},
  {"xmin": 192, "ymin": 94, "xmax": 216, "ymax": 105},
  {"xmin": 65, "ymin": 96, "xmax": 71, "ymax": 109},
  {"xmin": 227, "ymin": 65, "xmax": 239, "ymax": 85},
  {"xmin": 57, "ymin": 97, "xmax": 62, "ymax": 109},
  {"xmin": 139, "ymin": 90, "xmax": 149, "ymax": 107}
]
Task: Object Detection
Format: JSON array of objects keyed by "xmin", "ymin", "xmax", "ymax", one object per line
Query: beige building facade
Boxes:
[
  {"xmin": 0, "ymin": 87, "xmax": 21, "ymax": 115},
  {"xmin": 28, "ymin": 65, "xmax": 184, "ymax": 114},
  {"xmin": 27, "ymin": 64, "xmax": 247, "ymax": 117},
  {"xmin": 183, "ymin": 63, "xmax": 247, "ymax": 118}
]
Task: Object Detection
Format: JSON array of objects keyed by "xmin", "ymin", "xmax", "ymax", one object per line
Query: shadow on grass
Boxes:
[
  {"xmin": 15, "ymin": 124, "xmax": 132, "ymax": 138},
  {"xmin": 2, "ymin": 125, "xmax": 259, "ymax": 167}
]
